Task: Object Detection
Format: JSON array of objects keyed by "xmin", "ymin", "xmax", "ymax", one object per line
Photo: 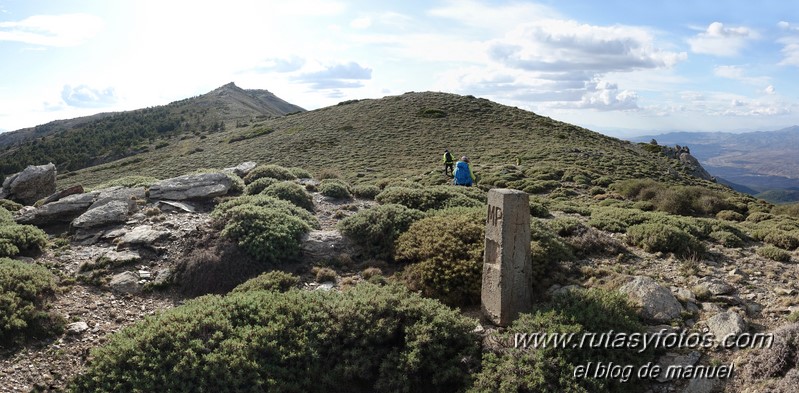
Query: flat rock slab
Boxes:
[
  {"xmin": 71, "ymin": 200, "xmax": 131, "ymax": 229},
  {"xmin": 118, "ymin": 225, "xmax": 171, "ymax": 246},
  {"xmin": 619, "ymin": 276, "xmax": 682, "ymax": 323},
  {"xmin": 222, "ymin": 161, "xmax": 257, "ymax": 177},
  {"xmin": 706, "ymin": 311, "xmax": 747, "ymax": 347},
  {"xmin": 15, "ymin": 192, "xmax": 99, "ymax": 225},
  {"xmin": 148, "ymin": 173, "xmax": 232, "ymax": 200},
  {"xmin": 109, "ymin": 271, "xmax": 141, "ymax": 293}
]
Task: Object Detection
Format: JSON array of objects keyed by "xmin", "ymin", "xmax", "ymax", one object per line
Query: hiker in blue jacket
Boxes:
[{"xmin": 453, "ymin": 156, "xmax": 475, "ymax": 186}]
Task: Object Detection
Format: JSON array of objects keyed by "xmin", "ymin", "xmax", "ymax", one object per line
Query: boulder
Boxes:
[
  {"xmin": 706, "ymin": 311, "xmax": 747, "ymax": 347},
  {"xmin": 71, "ymin": 200, "xmax": 131, "ymax": 229},
  {"xmin": 301, "ymin": 230, "xmax": 353, "ymax": 264},
  {"xmin": 65, "ymin": 321, "xmax": 90, "ymax": 335},
  {"xmin": 1, "ymin": 163, "xmax": 57, "ymax": 205},
  {"xmin": 89, "ymin": 186, "xmax": 145, "ymax": 210},
  {"xmin": 222, "ymin": 161, "xmax": 257, "ymax": 178},
  {"xmin": 40, "ymin": 185, "xmax": 84, "ymax": 205},
  {"xmin": 118, "ymin": 225, "xmax": 171, "ymax": 246},
  {"xmin": 148, "ymin": 173, "xmax": 232, "ymax": 200},
  {"xmin": 15, "ymin": 192, "xmax": 98, "ymax": 225},
  {"xmin": 619, "ymin": 276, "xmax": 683, "ymax": 323},
  {"xmin": 109, "ymin": 271, "xmax": 141, "ymax": 293}
]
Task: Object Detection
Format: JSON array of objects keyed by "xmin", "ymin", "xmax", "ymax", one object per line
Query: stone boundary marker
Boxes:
[{"xmin": 481, "ymin": 188, "xmax": 533, "ymax": 326}]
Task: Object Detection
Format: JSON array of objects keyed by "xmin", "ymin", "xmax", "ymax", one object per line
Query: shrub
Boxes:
[
  {"xmin": 471, "ymin": 288, "xmax": 651, "ymax": 393},
  {"xmin": 710, "ymin": 230, "xmax": 745, "ymax": 248},
  {"xmin": 352, "ymin": 184, "xmax": 381, "ymax": 200},
  {"xmin": 244, "ymin": 177, "xmax": 278, "ymax": 195},
  {"xmin": 0, "ymin": 258, "xmax": 64, "ymax": 348},
  {"xmin": 0, "ymin": 224, "xmax": 48, "ymax": 258},
  {"xmin": 242, "ymin": 164, "xmax": 296, "ymax": 184},
  {"xmin": 220, "ymin": 204, "xmax": 311, "ymax": 264},
  {"xmin": 716, "ymin": 210, "xmax": 745, "ymax": 222},
  {"xmin": 313, "ymin": 266, "xmax": 337, "ymax": 283},
  {"xmin": 287, "ymin": 167, "xmax": 312, "ymax": 179},
  {"xmin": 361, "ymin": 267, "xmax": 383, "ymax": 280},
  {"xmin": 529, "ymin": 199, "xmax": 550, "ymax": 218},
  {"xmin": 70, "ymin": 283, "xmax": 479, "ymax": 393},
  {"xmin": 0, "ymin": 199, "xmax": 23, "ymax": 213},
  {"xmin": 0, "ymin": 207, "xmax": 12, "ymax": 224},
  {"xmin": 740, "ymin": 323, "xmax": 799, "ymax": 392},
  {"xmin": 319, "ymin": 179, "xmax": 352, "ymax": 199},
  {"xmin": 262, "ymin": 181, "xmax": 314, "ymax": 211},
  {"xmin": 231, "ymin": 271, "xmax": 300, "ymax": 293},
  {"xmin": 213, "ymin": 195, "xmax": 318, "ymax": 229},
  {"xmin": 763, "ymin": 231, "xmax": 799, "ymax": 250},
  {"xmin": 625, "ymin": 223, "xmax": 704, "ymax": 256},
  {"xmin": 757, "ymin": 245, "xmax": 791, "ymax": 262},
  {"xmin": 375, "ymin": 186, "xmax": 484, "ymax": 211},
  {"xmin": 173, "ymin": 235, "xmax": 264, "ymax": 297},
  {"xmin": 191, "ymin": 169, "xmax": 245, "ymax": 195},
  {"xmin": 546, "ymin": 217, "xmax": 585, "ymax": 237},
  {"xmin": 315, "ymin": 169, "xmax": 341, "ymax": 180},
  {"xmin": 746, "ymin": 212, "xmax": 774, "ymax": 223},
  {"xmin": 588, "ymin": 207, "xmax": 649, "ymax": 233},
  {"xmin": 530, "ymin": 219, "xmax": 574, "ymax": 282},
  {"xmin": 338, "ymin": 204, "xmax": 425, "ymax": 260},
  {"xmin": 92, "ymin": 175, "xmax": 160, "ymax": 190},
  {"xmin": 395, "ymin": 208, "xmax": 484, "ymax": 306}
]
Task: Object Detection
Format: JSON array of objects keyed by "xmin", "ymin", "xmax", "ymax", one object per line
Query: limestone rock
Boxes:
[
  {"xmin": 706, "ymin": 311, "xmax": 747, "ymax": 347},
  {"xmin": 109, "ymin": 271, "xmax": 141, "ymax": 293},
  {"xmin": 65, "ymin": 321, "xmax": 90, "ymax": 335},
  {"xmin": 89, "ymin": 186, "xmax": 145, "ymax": 210},
  {"xmin": 619, "ymin": 276, "xmax": 683, "ymax": 323},
  {"xmin": 222, "ymin": 161, "xmax": 257, "ymax": 177},
  {"xmin": 694, "ymin": 278, "xmax": 734, "ymax": 297},
  {"xmin": 118, "ymin": 225, "xmax": 171, "ymax": 246},
  {"xmin": 71, "ymin": 200, "xmax": 131, "ymax": 229},
  {"xmin": 1, "ymin": 163, "xmax": 56, "ymax": 205},
  {"xmin": 15, "ymin": 192, "xmax": 98, "ymax": 225},
  {"xmin": 148, "ymin": 173, "xmax": 233, "ymax": 200}
]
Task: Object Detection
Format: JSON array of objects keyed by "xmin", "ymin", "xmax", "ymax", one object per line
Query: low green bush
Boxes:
[
  {"xmin": 625, "ymin": 223, "xmax": 704, "ymax": 256},
  {"xmin": 588, "ymin": 206, "xmax": 649, "ymax": 233},
  {"xmin": 395, "ymin": 208, "xmax": 484, "ymax": 306},
  {"xmin": 213, "ymin": 195, "xmax": 318, "ymax": 229},
  {"xmin": 763, "ymin": 230, "xmax": 799, "ymax": 250},
  {"xmin": 756, "ymin": 245, "xmax": 791, "ymax": 262},
  {"xmin": 262, "ymin": 181, "xmax": 314, "ymax": 211},
  {"xmin": 529, "ymin": 199, "xmax": 551, "ymax": 218},
  {"xmin": 530, "ymin": 219, "xmax": 574, "ymax": 282},
  {"xmin": 716, "ymin": 210, "xmax": 745, "ymax": 222},
  {"xmin": 0, "ymin": 224, "xmax": 48, "ymax": 258},
  {"xmin": 471, "ymin": 288, "xmax": 651, "ymax": 393},
  {"xmin": 220, "ymin": 204, "xmax": 311, "ymax": 264},
  {"xmin": 231, "ymin": 271, "xmax": 300, "ymax": 293},
  {"xmin": 0, "ymin": 207, "xmax": 12, "ymax": 224},
  {"xmin": 338, "ymin": 204, "xmax": 425, "ymax": 260},
  {"xmin": 70, "ymin": 283, "xmax": 479, "ymax": 393},
  {"xmin": 710, "ymin": 230, "xmax": 745, "ymax": 248},
  {"xmin": 0, "ymin": 258, "xmax": 64, "ymax": 348},
  {"xmin": 287, "ymin": 167, "xmax": 312, "ymax": 179},
  {"xmin": 352, "ymin": 184, "xmax": 381, "ymax": 200},
  {"xmin": 746, "ymin": 212, "xmax": 774, "ymax": 223},
  {"xmin": 244, "ymin": 177, "xmax": 278, "ymax": 195},
  {"xmin": 375, "ymin": 186, "xmax": 484, "ymax": 211},
  {"xmin": 611, "ymin": 180, "xmax": 735, "ymax": 217},
  {"xmin": 242, "ymin": 164, "xmax": 296, "ymax": 184},
  {"xmin": 319, "ymin": 179, "xmax": 352, "ymax": 199},
  {"xmin": 547, "ymin": 217, "xmax": 585, "ymax": 237},
  {"xmin": 0, "ymin": 199, "xmax": 23, "ymax": 213},
  {"xmin": 92, "ymin": 175, "xmax": 160, "ymax": 190}
]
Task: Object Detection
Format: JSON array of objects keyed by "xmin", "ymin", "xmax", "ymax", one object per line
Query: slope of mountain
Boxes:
[
  {"xmin": 56, "ymin": 91, "xmax": 722, "ymax": 191},
  {"xmin": 632, "ymin": 126, "xmax": 799, "ymax": 200},
  {"xmin": 0, "ymin": 83, "xmax": 304, "ymax": 178}
]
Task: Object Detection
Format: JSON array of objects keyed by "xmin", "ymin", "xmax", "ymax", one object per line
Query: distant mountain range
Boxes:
[{"xmin": 631, "ymin": 126, "xmax": 799, "ymax": 202}]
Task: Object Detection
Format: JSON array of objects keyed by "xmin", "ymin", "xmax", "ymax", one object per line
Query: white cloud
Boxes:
[
  {"xmin": 292, "ymin": 61, "xmax": 372, "ymax": 89},
  {"xmin": 350, "ymin": 17, "xmax": 371, "ymax": 29},
  {"xmin": 713, "ymin": 65, "xmax": 770, "ymax": 87},
  {"xmin": 688, "ymin": 22, "xmax": 758, "ymax": 56},
  {"xmin": 0, "ymin": 13, "xmax": 104, "ymax": 47},
  {"xmin": 765, "ymin": 85, "xmax": 776, "ymax": 95},
  {"xmin": 428, "ymin": 0, "xmax": 560, "ymax": 32},
  {"xmin": 777, "ymin": 23, "xmax": 799, "ymax": 67},
  {"xmin": 61, "ymin": 84, "xmax": 118, "ymax": 108}
]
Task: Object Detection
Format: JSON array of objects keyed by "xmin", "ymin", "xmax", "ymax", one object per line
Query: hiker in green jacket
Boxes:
[{"xmin": 443, "ymin": 149, "xmax": 455, "ymax": 176}]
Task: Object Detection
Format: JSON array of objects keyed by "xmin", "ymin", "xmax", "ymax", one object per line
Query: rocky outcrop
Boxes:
[
  {"xmin": 1, "ymin": 163, "xmax": 57, "ymax": 205},
  {"xmin": 40, "ymin": 185, "xmax": 84, "ymax": 205},
  {"xmin": 619, "ymin": 276, "xmax": 683, "ymax": 323},
  {"xmin": 15, "ymin": 192, "xmax": 98, "ymax": 225},
  {"xmin": 71, "ymin": 200, "xmax": 131, "ymax": 229},
  {"xmin": 705, "ymin": 311, "xmax": 747, "ymax": 347},
  {"xmin": 148, "ymin": 173, "xmax": 233, "ymax": 200},
  {"xmin": 222, "ymin": 161, "xmax": 257, "ymax": 178}
]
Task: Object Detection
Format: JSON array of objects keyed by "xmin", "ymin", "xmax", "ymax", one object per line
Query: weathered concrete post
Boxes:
[{"xmin": 481, "ymin": 188, "xmax": 532, "ymax": 326}]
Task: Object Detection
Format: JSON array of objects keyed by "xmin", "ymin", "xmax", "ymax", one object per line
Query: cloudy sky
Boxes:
[{"xmin": 1, "ymin": 0, "xmax": 798, "ymax": 137}]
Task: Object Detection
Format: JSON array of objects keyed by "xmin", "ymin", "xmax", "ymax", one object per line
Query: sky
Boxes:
[{"xmin": 0, "ymin": 1, "xmax": 798, "ymax": 137}]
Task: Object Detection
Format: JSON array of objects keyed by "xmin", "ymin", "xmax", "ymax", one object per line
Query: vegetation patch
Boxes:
[
  {"xmin": 396, "ymin": 207, "xmax": 484, "ymax": 306},
  {"xmin": 625, "ymin": 223, "xmax": 704, "ymax": 256},
  {"xmin": 375, "ymin": 186, "xmax": 484, "ymax": 211},
  {"xmin": 0, "ymin": 224, "xmax": 48, "ymax": 258},
  {"xmin": 352, "ymin": 184, "xmax": 381, "ymax": 200},
  {"xmin": 261, "ymin": 181, "xmax": 315, "ymax": 211},
  {"xmin": 471, "ymin": 288, "xmax": 651, "ymax": 393},
  {"xmin": 70, "ymin": 283, "xmax": 479, "ymax": 393},
  {"xmin": 227, "ymin": 125, "xmax": 274, "ymax": 143},
  {"xmin": 756, "ymin": 245, "xmax": 791, "ymax": 262},
  {"xmin": 92, "ymin": 175, "xmax": 160, "ymax": 190},
  {"xmin": 319, "ymin": 179, "xmax": 352, "ymax": 199},
  {"xmin": 244, "ymin": 177, "xmax": 278, "ymax": 195},
  {"xmin": 242, "ymin": 164, "xmax": 296, "ymax": 184},
  {"xmin": 0, "ymin": 258, "xmax": 64, "ymax": 348},
  {"xmin": 338, "ymin": 204, "xmax": 425, "ymax": 260},
  {"xmin": 230, "ymin": 271, "xmax": 300, "ymax": 294}
]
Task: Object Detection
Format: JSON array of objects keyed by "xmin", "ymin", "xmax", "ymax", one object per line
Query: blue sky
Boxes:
[{"xmin": 0, "ymin": 0, "xmax": 798, "ymax": 137}]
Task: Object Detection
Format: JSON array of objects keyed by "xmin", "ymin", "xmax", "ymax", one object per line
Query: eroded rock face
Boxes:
[
  {"xmin": 148, "ymin": 173, "xmax": 233, "ymax": 200},
  {"xmin": 619, "ymin": 276, "xmax": 683, "ymax": 323},
  {"xmin": 1, "ymin": 163, "xmax": 57, "ymax": 205},
  {"xmin": 222, "ymin": 161, "xmax": 257, "ymax": 178},
  {"xmin": 15, "ymin": 192, "xmax": 98, "ymax": 225},
  {"xmin": 71, "ymin": 200, "xmax": 132, "ymax": 229}
]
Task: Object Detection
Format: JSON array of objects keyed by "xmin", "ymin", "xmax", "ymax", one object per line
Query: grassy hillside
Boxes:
[
  {"xmin": 58, "ymin": 91, "xmax": 723, "ymax": 194},
  {"xmin": 0, "ymin": 83, "xmax": 303, "ymax": 178}
]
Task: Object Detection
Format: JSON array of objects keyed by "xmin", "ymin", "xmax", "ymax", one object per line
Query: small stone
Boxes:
[
  {"xmin": 65, "ymin": 321, "xmax": 89, "ymax": 335},
  {"xmin": 776, "ymin": 287, "xmax": 796, "ymax": 296}
]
